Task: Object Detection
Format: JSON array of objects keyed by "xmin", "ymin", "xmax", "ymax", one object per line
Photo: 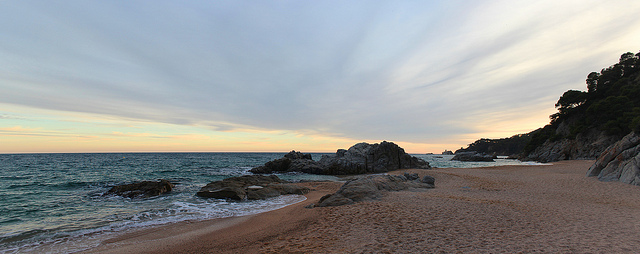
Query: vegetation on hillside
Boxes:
[
  {"xmin": 525, "ymin": 51, "xmax": 640, "ymax": 153},
  {"xmin": 551, "ymin": 51, "xmax": 640, "ymax": 134},
  {"xmin": 455, "ymin": 134, "xmax": 532, "ymax": 156},
  {"xmin": 461, "ymin": 51, "xmax": 640, "ymax": 156}
]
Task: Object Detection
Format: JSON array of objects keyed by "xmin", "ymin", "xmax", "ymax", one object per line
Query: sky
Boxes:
[{"xmin": 1, "ymin": 0, "xmax": 640, "ymax": 154}]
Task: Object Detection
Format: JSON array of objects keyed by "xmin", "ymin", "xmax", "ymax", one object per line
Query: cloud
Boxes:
[
  {"xmin": 1, "ymin": 0, "xmax": 640, "ymax": 148},
  {"xmin": 0, "ymin": 126, "xmax": 98, "ymax": 139},
  {"xmin": 0, "ymin": 114, "xmax": 25, "ymax": 120}
]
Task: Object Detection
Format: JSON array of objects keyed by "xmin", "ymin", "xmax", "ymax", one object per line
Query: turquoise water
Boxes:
[{"xmin": 0, "ymin": 153, "xmax": 539, "ymax": 253}]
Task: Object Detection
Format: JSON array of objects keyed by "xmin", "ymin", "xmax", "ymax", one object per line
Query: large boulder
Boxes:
[
  {"xmin": 250, "ymin": 141, "xmax": 430, "ymax": 175},
  {"xmin": 586, "ymin": 132, "xmax": 640, "ymax": 185},
  {"xmin": 104, "ymin": 179, "xmax": 174, "ymax": 198},
  {"xmin": 196, "ymin": 175, "xmax": 310, "ymax": 200},
  {"xmin": 250, "ymin": 151, "xmax": 324, "ymax": 174},
  {"xmin": 451, "ymin": 152, "xmax": 496, "ymax": 162},
  {"xmin": 318, "ymin": 141, "xmax": 431, "ymax": 175},
  {"xmin": 315, "ymin": 174, "xmax": 435, "ymax": 207}
]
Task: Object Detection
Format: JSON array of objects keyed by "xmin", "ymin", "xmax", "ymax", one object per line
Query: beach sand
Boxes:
[{"xmin": 82, "ymin": 160, "xmax": 640, "ymax": 253}]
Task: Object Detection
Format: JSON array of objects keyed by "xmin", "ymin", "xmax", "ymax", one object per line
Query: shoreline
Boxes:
[
  {"xmin": 79, "ymin": 181, "xmax": 342, "ymax": 254},
  {"xmin": 79, "ymin": 160, "xmax": 640, "ymax": 253}
]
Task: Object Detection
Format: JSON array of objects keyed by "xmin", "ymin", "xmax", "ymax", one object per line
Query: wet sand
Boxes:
[{"xmin": 83, "ymin": 160, "xmax": 640, "ymax": 253}]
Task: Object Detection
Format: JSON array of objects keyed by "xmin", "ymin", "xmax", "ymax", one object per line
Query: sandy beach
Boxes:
[{"xmin": 82, "ymin": 160, "xmax": 640, "ymax": 253}]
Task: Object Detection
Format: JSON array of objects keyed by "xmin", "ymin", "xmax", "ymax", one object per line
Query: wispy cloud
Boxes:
[
  {"xmin": 0, "ymin": 126, "xmax": 98, "ymax": 139},
  {"xmin": 0, "ymin": 114, "xmax": 25, "ymax": 120},
  {"xmin": 1, "ymin": 0, "xmax": 639, "ymax": 151}
]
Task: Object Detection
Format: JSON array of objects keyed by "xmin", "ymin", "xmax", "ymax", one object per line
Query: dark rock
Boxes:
[
  {"xmin": 250, "ymin": 157, "xmax": 292, "ymax": 174},
  {"xmin": 105, "ymin": 179, "xmax": 173, "ymax": 198},
  {"xmin": 587, "ymin": 132, "xmax": 640, "ymax": 185},
  {"xmin": 451, "ymin": 152, "xmax": 496, "ymax": 162},
  {"xmin": 442, "ymin": 150, "xmax": 454, "ymax": 155},
  {"xmin": 196, "ymin": 175, "xmax": 310, "ymax": 200},
  {"xmin": 246, "ymin": 186, "xmax": 282, "ymax": 200},
  {"xmin": 289, "ymin": 159, "xmax": 325, "ymax": 174},
  {"xmin": 284, "ymin": 151, "xmax": 312, "ymax": 160},
  {"xmin": 250, "ymin": 141, "xmax": 430, "ymax": 175},
  {"xmin": 198, "ymin": 186, "xmax": 247, "ymax": 200},
  {"xmin": 316, "ymin": 174, "xmax": 434, "ymax": 207},
  {"xmin": 317, "ymin": 193, "xmax": 354, "ymax": 207},
  {"xmin": 421, "ymin": 175, "xmax": 435, "ymax": 185},
  {"xmin": 267, "ymin": 183, "xmax": 312, "ymax": 195},
  {"xmin": 250, "ymin": 151, "xmax": 323, "ymax": 174},
  {"xmin": 403, "ymin": 172, "xmax": 419, "ymax": 180},
  {"xmin": 521, "ymin": 125, "xmax": 620, "ymax": 162},
  {"xmin": 318, "ymin": 141, "xmax": 430, "ymax": 174}
]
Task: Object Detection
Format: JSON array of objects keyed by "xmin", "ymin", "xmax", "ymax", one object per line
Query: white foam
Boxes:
[{"xmin": 5, "ymin": 195, "xmax": 307, "ymax": 254}]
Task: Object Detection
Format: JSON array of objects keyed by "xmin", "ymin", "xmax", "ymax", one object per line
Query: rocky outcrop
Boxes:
[
  {"xmin": 196, "ymin": 175, "xmax": 310, "ymax": 200},
  {"xmin": 451, "ymin": 152, "xmax": 496, "ymax": 162},
  {"xmin": 521, "ymin": 125, "xmax": 620, "ymax": 163},
  {"xmin": 250, "ymin": 151, "xmax": 324, "ymax": 174},
  {"xmin": 318, "ymin": 142, "xmax": 430, "ymax": 174},
  {"xmin": 104, "ymin": 179, "xmax": 174, "ymax": 198},
  {"xmin": 315, "ymin": 173, "xmax": 435, "ymax": 207},
  {"xmin": 251, "ymin": 141, "xmax": 430, "ymax": 175},
  {"xmin": 586, "ymin": 132, "xmax": 640, "ymax": 185},
  {"xmin": 442, "ymin": 150, "xmax": 454, "ymax": 155}
]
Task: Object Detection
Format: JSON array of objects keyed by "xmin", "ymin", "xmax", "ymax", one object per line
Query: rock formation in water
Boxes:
[
  {"xmin": 313, "ymin": 173, "xmax": 435, "ymax": 207},
  {"xmin": 586, "ymin": 132, "xmax": 640, "ymax": 185},
  {"xmin": 451, "ymin": 152, "xmax": 496, "ymax": 162},
  {"xmin": 442, "ymin": 150, "xmax": 454, "ymax": 155},
  {"xmin": 250, "ymin": 141, "xmax": 430, "ymax": 175},
  {"xmin": 250, "ymin": 151, "xmax": 325, "ymax": 174},
  {"xmin": 104, "ymin": 179, "xmax": 174, "ymax": 198},
  {"xmin": 196, "ymin": 175, "xmax": 310, "ymax": 200}
]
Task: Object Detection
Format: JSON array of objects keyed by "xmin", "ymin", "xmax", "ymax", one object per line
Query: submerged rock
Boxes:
[
  {"xmin": 315, "ymin": 174, "xmax": 435, "ymax": 207},
  {"xmin": 105, "ymin": 179, "xmax": 174, "ymax": 198},
  {"xmin": 587, "ymin": 132, "xmax": 640, "ymax": 185},
  {"xmin": 250, "ymin": 141, "xmax": 430, "ymax": 175},
  {"xmin": 196, "ymin": 175, "xmax": 310, "ymax": 200}
]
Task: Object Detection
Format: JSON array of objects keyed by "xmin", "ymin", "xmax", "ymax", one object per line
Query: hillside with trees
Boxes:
[
  {"xmin": 454, "ymin": 134, "xmax": 532, "ymax": 157},
  {"xmin": 458, "ymin": 51, "xmax": 640, "ymax": 162}
]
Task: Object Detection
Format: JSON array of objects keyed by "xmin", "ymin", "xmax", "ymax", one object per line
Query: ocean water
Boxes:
[
  {"xmin": 0, "ymin": 153, "xmax": 541, "ymax": 253},
  {"xmin": 416, "ymin": 154, "xmax": 548, "ymax": 168}
]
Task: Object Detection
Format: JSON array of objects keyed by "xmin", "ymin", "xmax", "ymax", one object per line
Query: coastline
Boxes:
[
  {"xmin": 81, "ymin": 160, "xmax": 640, "ymax": 253},
  {"xmin": 79, "ymin": 181, "xmax": 342, "ymax": 254}
]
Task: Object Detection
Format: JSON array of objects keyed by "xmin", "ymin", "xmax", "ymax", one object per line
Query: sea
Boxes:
[{"xmin": 0, "ymin": 152, "xmax": 543, "ymax": 253}]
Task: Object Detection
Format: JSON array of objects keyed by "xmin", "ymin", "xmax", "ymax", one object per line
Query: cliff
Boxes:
[
  {"xmin": 519, "ymin": 119, "xmax": 620, "ymax": 162},
  {"xmin": 586, "ymin": 132, "xmax": 640, "ymax": 185}
]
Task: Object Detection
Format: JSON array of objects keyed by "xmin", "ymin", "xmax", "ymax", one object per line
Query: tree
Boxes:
[
  {"xmin": 586, "ymin": 72, "xmax": 600, "ymax": 93},
  {"xmin": 553, "ymin": 90, "xmax": 587, "ymax": 122},
  {"xmin": 555, "ymin": 90, "xmax": 587, "ymax": 110}
]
